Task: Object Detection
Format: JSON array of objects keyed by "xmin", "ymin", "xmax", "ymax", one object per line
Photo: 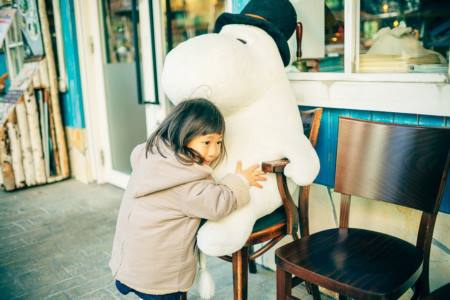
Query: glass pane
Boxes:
[
  {"xmin": 162, "ymin": 0, "xmax": 226, "ymax": 54},
  {"xmin": 102, "ymin": 0, "xmax": 147, "ymax": 174},
  {"xmin": 104, "ymin": 63, "xmax": 146, "ymax": 174},
  {"xmin": 359, "ymin": 0, "xmax": 449, "ymax": 73},
  {"xmin": 288, "ymin": 0, "xmax": 345, "ymax": 73}
]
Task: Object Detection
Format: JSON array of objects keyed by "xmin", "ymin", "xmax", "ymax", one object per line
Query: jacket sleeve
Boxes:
[{"xmin": 180, "ymin": 174, "xmax": 251, "ymax": 221}]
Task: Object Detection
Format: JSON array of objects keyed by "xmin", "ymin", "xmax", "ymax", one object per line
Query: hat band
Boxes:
[{"xmin": 244, "ymin": 13, "xmax": 267, "ymax": 22}]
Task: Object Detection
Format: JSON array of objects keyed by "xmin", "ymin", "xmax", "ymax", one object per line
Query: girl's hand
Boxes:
[{"xmin": 235, "ymin": 161, "xmax": 267, "ymax": 188}]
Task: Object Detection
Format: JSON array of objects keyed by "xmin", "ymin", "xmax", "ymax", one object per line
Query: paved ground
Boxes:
[{"xmin": 0, "ymin": 179, "xmax": 315, "ymax": 300}]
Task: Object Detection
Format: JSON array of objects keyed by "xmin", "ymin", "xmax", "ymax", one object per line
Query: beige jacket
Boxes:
[{"xmin": 109, "ymin": 143, "xmax": 250, "ymax": 295}]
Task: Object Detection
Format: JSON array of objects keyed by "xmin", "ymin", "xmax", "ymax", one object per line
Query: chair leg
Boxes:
[
  {"xmin": 305, "ymin": 282, "xmax": 312, "ymax": 294},
  {"xmin": 276, "ymin": 267, "xmax": 292, "ymax": 300},
  {"xmin": 412, "ymin": 270, "xmax": 429, "ymax": 300},
  {"xmin": 248, "ymin": 246, "xmax": 257, "ymax": 274},
  {"xmin": 249, "ymin": 259, "xmax": 257, "ymax": 274},
  {"xmin": 310, "ymin": 283, "xmax": 321, "ymax": 300},
  {"xmin": 232, "ymin": 247, "xmax": 249, "ymax": 300}
]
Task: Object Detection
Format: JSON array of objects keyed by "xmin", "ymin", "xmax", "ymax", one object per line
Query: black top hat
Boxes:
[{"xmin": 214, "ymin": 0, "xmax": 297, "ymax": 66}]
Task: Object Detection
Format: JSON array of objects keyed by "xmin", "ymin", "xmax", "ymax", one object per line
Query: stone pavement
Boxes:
[{"xmin": 0, "ymin": 179, "xmax": 315, "ymax": 300}]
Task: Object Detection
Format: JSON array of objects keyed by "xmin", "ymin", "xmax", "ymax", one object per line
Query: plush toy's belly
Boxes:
[
  {"xmin": 248, "ymin": 174, "xmax": 297, "ymax": 218},
  {"xmin": 213, "ymin": 110, "xmax": 298, "ymax": 177},
  {"xmin": 213, "ymin": 111, "xmax": 299, "ymax": 217}
]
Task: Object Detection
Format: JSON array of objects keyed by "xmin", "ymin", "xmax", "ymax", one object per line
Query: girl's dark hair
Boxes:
[{"xmin": 146, "ymin": 98, "xmax": 226, "ymax": 167}]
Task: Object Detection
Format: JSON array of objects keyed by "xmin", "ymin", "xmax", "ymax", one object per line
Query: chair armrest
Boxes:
[
  {"xmin": 261, "ymin": 158, "xmax": 300, "ymax": 240},
  {"xmin": 262, "ymin": 159, "xmax": 289, "ymax": 173}
]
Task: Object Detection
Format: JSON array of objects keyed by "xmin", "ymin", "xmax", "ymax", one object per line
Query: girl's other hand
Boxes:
[{"xmin": 235, "ymin": 161, "xmax": 267, "ymax": 188}]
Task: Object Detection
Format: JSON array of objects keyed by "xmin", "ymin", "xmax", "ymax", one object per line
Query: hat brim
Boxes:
[{"xmin": 214, "ymin": 13, "xmax": 291, "ymax": 66}]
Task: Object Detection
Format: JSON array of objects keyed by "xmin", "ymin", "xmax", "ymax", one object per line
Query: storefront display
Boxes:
[
  {"xmin": 0, "ymin": 57, "xmax": 69, "ymax": 191},
  {"xmin": 360, "ymin": 25, "xmax": 447, "ymax": 72},
  {"xmin": 360, "ymin": 0, "xmax": 450, "ymax": 73}
]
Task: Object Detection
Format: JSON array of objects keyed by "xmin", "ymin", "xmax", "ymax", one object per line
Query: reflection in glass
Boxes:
[
  {"xmin": 288, "ymin": 0, "xmax": 345, "ymax": 73},
  {"xmin": 103, "ymin": 0, "xmax": 136, "ymax": 64},
  {"xmin": 360, "ymin": 0, "xmax": 449, "ymax": 73},
  {"xmin": 163, "ymin": 0, "xmax": 225, "ymax": 54}
]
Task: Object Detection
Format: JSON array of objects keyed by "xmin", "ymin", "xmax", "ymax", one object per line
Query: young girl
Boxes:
[{"xmin": 109, "ymin": 98, "xmax": 266, "ymax": 299}]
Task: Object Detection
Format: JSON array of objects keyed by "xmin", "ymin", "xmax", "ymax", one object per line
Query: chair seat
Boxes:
[
  {"xmin": 252, "ymin": 206, "xmax": 286, "ymax": 233},
  {"xmin": 276, "ymin": 228, "xmax": 424, "ymax": 299}
]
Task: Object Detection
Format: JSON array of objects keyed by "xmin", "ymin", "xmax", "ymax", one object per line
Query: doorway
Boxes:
[{"xmin": 75, "ymin": 0, "xmax": 229, "ymax": 188}]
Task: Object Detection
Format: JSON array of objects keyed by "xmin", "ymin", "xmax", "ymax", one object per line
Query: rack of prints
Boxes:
[{"xmin": 0, "ymin": 60, "xmax": 68, "ymax": 191}]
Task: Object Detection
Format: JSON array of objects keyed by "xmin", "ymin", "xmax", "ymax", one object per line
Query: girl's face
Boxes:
[{"xmin": 187, "ymin": 133, "xmax": 223, "ymax": 166}]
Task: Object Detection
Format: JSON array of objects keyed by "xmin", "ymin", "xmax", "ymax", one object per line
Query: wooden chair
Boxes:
[
  {"xmin": 218, "ymin": 108, "xmax": 323, "ymax": 300},
  {"xmin": 275, "ymin": 117, "xmax": 450, "ymax": 300}
]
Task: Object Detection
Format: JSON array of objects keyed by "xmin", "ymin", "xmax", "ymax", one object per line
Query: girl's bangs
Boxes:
[{"xmin": 201, "ymin": 113, "xmax": 225, "ymax": 136}]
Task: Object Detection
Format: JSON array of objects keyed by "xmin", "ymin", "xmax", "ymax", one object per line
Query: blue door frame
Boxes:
[{"xmin": 60, "ymin": 0, "xmax": 85, "ymax": 129}]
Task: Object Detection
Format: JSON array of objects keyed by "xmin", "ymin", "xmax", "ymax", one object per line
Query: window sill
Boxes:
[
  {"xmin": 289, "ymin": 76, "xmax": 450, "ymax": 117},
  {"xmin": 287, "ymin": 71, "xmax": 449, "ymax": 84}
]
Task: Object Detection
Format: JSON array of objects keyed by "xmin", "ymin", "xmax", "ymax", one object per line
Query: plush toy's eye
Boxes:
[{"xmin": 237, "ymin": 38, "xmax": 247, "ymax": 44}]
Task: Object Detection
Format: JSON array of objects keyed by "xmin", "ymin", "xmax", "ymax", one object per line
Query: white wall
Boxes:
[{"xmin": 290, "ymin": 77, "xmax": 450, "ymax": 117}]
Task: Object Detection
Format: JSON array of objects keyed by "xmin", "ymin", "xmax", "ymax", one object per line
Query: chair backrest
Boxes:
[
  {"xmin": 300, "ymin": 108, "xmax": 323, "ymax": 147},
  {"xmin": 335, "ymin": 117, "xmax": 450, "ymax": 214}
]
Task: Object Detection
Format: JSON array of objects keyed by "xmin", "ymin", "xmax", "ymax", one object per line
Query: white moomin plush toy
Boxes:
[{"xmin": 162, "ymin": 0, "xmax": 319, "ymax": 280}]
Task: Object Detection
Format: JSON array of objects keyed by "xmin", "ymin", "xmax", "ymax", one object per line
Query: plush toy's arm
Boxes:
[
  {"xmin": 282, "ymin": 134, "xmax": 320, "ymax": 187},
  {"xmin": 261, "ymin": 159, "xmax": 299, "ymax": 238}
]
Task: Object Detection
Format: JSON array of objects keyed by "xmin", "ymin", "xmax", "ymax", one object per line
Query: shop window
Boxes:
[
  {"xmin": 359, "ymin": 0, "xmax": 449, "ymax": 73},
  {"xmin": 162, "ymin": 0, "xmax": 225, "ymax": 54},
  {"xmin": 288, "ymin": 0, "xmax": 345, "ymax": 73}
]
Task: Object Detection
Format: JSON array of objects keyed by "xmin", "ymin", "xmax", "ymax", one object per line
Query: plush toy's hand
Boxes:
[{"xmin": 283, "ymin": 160, "xmax": 318, "ymax": 187}]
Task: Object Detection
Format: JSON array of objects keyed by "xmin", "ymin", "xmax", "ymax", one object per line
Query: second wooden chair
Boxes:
[{"xmin": 275, "ymin": 117, "xmax": 450, "ymax": 300}]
